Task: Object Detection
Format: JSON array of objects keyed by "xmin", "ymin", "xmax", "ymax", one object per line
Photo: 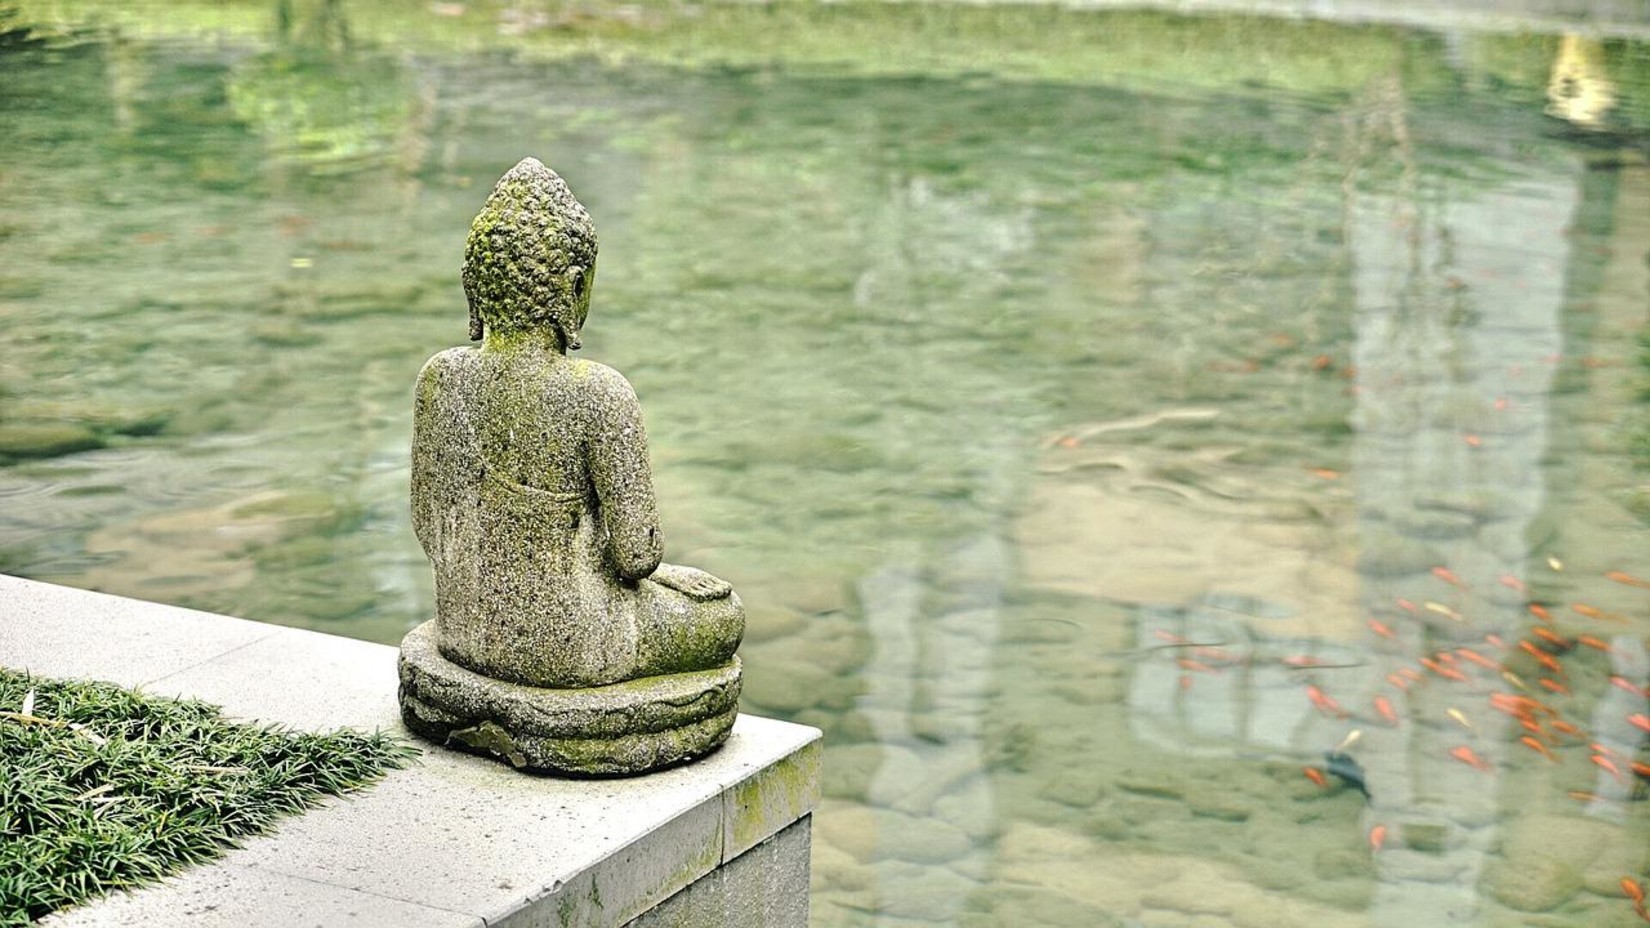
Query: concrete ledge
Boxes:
[{"xmin": 0, "ymin": 574, "xmax": 820, "ymax": 927}]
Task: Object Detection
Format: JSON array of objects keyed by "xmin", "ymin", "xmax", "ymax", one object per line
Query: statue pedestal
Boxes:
[
  {"xmin": 2, "ymin": 575, "xmax": 819, "ymax": 928},
  {"xmin": 397, "ymin": 619, "xmax": 742, "ymax": 775}
]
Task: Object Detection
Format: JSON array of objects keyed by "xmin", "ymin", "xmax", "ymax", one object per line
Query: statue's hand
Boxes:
[{"xmin": 651, "ymin": 563, "xmax": 733, "ymax": 601}]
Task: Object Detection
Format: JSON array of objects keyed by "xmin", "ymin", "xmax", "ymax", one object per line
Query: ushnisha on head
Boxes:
[{"xmin": 461, "ymin": 157, "xmax": 597, "ymax": 349}]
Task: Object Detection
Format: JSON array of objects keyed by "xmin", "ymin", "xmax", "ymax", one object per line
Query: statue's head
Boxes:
[{"xmin": 462, "ymin": 158, "xmax": 597, "ymax": 348}]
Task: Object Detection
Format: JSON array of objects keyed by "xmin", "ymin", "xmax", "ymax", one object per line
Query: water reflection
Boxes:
[{"xmin": 2, "ymin": 3, "xmax": 1648, "ymax": 926}]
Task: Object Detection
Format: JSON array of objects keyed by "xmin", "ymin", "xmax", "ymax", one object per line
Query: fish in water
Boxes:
[{"xmin": 1324, "ymin": 751, "xmax": 1371, "ymax": 801}]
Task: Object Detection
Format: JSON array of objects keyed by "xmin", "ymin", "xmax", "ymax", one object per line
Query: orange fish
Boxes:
[
  {"xmin": 1374, "ymin": 696, "xmax": 1398, "ymax": 725},
  {"xmin": 1578, "ymin": 635, "xmax": 1612, "ymax": 652},
  {"xmin": 1153, "ymin": 629, "xmax": 1187, "ymax": 644},
  {"xmin": 1303, "ymin": 767, "xmax": 1328, "ymax": 787},
  {"xmin": 1491, "ymin": 692, "xmax": 1555, "ymax": 717},
  {"xmin": 1367, "ymin": 619, "xmax": 1395, "ymax": 639},
  {"xmin": 1432, "ymin": 566, "xmax": 1467, "ymax": 588},
  {"xmin": 1624, "ymin": 878, "xmax": 1646, "ymax": 904},
  {"xmin": 1539, "ymin": 678, "xmax": 1571, "ymax": 696},
  {"xmin": 1368, "ymin": 824, "xmax": 1387, "ymax": 851},
  {"xmin": 1464, "ymin": 434, "xmax": 1482, "ymax": 448},
  {"xmin": 1283, "ymin": 655, "xmax": 1326, "ymax": 668},
  {"xmin": 1421, "ymin": 657, "xmax": 1467, "ymax": 682},
  {"xmin": 1497, "ymin": 573, "xmax": 1526, "ymax": 593},
  {"xmin": 1551, "ymin": 720, "xmax": 1582, "ymax": 738},
  {"xmin": 1456, "ymin": 648, "xmax": 1500, "ymax": 671},
  {"xmin": 1592, "ymin": 754, "xmax": 1626, "ymax": 781},
  {"xmin": 1574, "ymin": 603, "xmax": 1628, "ymax": 622},
  {"xmin": 1528, "ymin": 603, "xmax": 1553, "ymax": 623},
  {"xmin": 1519, "ymin": 641, "xmax": 1564, "ymax": 676},
  {"xmin": 1568, "ymin": 790, "xmax": 1602, "ymax": 802},
  {"xmin": 1396, "ymin": 598, "xmax": 1419, "ymax": 615},
  {"xmin": 1633, "ymin": 762, "xmax": 1650, "ymax": 780},
  {"xmin": 1450, "ymin": 746, "xmax": 1493, "ymax": 772},
  {"xmin": 1519, "ymin": 736, "xmax": 1556, "ymax": 761},
  {"xmin": 1179, "ymin": 674, "xmax": 1193, "ymax": 692},
  {"xmin": 1385, "ymin": 673, "xmax": 1413, "ymax": 692},
  {"xmin": 1306, "ymin": 685, "xmax": 1348, "ymax": 718},
  {"xmin": 1605, "ymin": 570, "xmax": 1650, "ymax": 590},
  {"xmin": 1611, "ymin": 677, "xmax": 1648, "ymax": 698},
  {"xmin": 1531, "ymin": 627, "xmax": 1572, "ymax": 649},
  {"xmin": 1629, "ymin": 714, "xmax": 1650, "ymax": 735},
  {"xmin": 1310, "ymin": 468, "xmax": 1340, "ymax": 480},
  {"xmin": 1177, "ymin": 658, "xmax": 1217, "ymax": 673},
  {"xmin": 1484, "ymin": 634, "xmax": 1507, "ymax": 649}
]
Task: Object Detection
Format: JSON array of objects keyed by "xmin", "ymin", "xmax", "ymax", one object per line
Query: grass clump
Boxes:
[{"xmin": 0, "ymin": 668, "xmax": 416, "ymax": 925}]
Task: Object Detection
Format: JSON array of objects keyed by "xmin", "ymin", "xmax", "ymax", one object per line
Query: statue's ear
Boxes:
[
  {"xmin": 561, "ymin": 265, "xmax": 586, "ymax": 351},
  {"xmin": 467, "ymin": 291, "xmax": 484, "ymax": 341}
]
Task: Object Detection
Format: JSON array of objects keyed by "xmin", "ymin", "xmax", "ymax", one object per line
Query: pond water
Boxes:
[{"xmin": 3, "ymin": 1, "xmax": 1649, "ymax": 925}]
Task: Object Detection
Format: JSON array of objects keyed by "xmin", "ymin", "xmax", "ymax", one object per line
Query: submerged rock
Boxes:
[
  {"xmin": 0, "ymin": 422, "xmax": 102, "ymax": 460},
  {"xmin": 1400, "ymin": 822, "xmax": 1451, "ymax": 853},
  {"xmin": 1482, "ymin": 856, "xmax": 1582, "ymax": 912},
  {"xmin": 1355, "ymin": 531, "xmax": 1443, "ymax": 578}
]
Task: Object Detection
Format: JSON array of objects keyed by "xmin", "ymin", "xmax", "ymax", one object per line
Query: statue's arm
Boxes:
[
  {"xmin": 410, "ymin": 354, "xmax": 455, "ymax": 559},
  {"xmin": 588, "ymin": 367, "xmax": 664, "ymax": 581},
  {"xmin": 411, "ymin": 360, "xmax": 440, "ymax": 557}
]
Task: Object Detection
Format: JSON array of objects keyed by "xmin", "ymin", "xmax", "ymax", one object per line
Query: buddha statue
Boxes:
[{"xmin": 397, "ymin": 158, "xmax": 744, "ymax": 775}]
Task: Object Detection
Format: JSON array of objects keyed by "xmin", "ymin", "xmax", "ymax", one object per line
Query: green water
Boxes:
[{"xmin": 3, "ymin": 2, "xmax": 1649, "ymax": 925}]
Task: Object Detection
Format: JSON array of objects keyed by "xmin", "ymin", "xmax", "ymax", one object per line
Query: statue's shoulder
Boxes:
[
  {"xmin": 417, "ymin": 346, "xmax": 481, "ymax": 386},
  {"xmin": 566, "ymin": 358, "xmax": 639, "ymax": 404}
]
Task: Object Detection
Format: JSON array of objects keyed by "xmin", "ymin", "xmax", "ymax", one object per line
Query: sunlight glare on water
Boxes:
[{"xmin": 1, "ymin": 1, "xmax": 1648, "ymax": 925}]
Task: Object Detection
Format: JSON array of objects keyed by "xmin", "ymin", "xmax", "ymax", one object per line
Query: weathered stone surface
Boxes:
[
  {"xmin": 398, "ymin": 621, "xmax": 739, "ymax": 775},
  {"xmin": 400, "ymin": 158, "xmax": 745, "ymax": 775}
]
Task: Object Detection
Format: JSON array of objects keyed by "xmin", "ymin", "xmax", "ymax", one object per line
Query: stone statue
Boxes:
[{"xmin": 397, "ymin": 158, "xmax": 744, "ymax": 776}]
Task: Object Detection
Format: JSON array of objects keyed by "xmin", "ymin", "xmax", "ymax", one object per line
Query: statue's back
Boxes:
[{"xmin": 415, "ymin": 348, "xmax": 642, "ymax": 687}]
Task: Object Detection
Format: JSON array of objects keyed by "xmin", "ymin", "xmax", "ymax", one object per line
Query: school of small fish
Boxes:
[{"xmin": 1163, "ymin": 563, "xmax": 1649, "ymax": 920}]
